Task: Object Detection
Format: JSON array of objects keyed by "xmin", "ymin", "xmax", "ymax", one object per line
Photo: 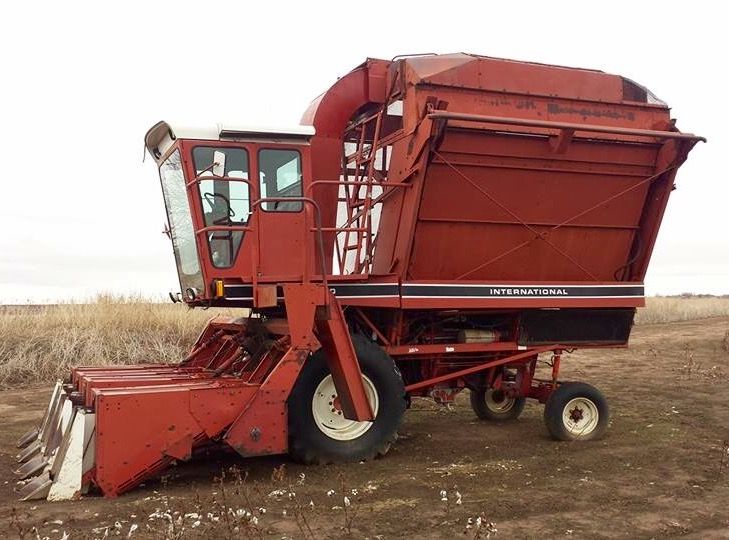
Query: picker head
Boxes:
[{"xmin": 16, "ymin": 382, "xmax": 96, "ymax": 501}]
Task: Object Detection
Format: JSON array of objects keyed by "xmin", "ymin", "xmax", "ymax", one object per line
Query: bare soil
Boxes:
[{"xmin": 2, "ymin": 318, "xmax": 729, "ymax": 539}]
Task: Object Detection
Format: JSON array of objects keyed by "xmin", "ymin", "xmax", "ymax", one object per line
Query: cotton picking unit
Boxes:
[{"xmin": 16, "ymin": 54, "xmax": 703, "ymax": 500}]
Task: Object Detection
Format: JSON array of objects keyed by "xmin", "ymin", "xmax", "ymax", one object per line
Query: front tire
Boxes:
[
  {"xmin": 288, "ymin": 335, "xmax": 406, "ymax": 464},
  {"xmin": 544, "ymin": 382, "xmax": 609, "ymax": 441}
]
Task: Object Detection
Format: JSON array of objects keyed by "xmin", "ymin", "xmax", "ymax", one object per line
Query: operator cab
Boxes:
[{"xmin": 144, "ymin": 121, "xmax": 316, "ymax": 305}]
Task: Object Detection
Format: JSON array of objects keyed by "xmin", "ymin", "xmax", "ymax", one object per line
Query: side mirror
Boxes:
[{"xmin": 212, "ymin": 150, "xmax": 226, "ymax": 177}]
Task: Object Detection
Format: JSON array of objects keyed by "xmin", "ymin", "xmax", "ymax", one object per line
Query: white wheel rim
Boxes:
[
  {"xmin": 485, "ymin": 389, "xmax": 517, "ymax": 413},
  {"xmin": 312, "ymin": 374, "xmax": 378, "ymax": 441},
  {"xmin": 562, "ymin": 397, "xmax": 600, "ymax": 437}
]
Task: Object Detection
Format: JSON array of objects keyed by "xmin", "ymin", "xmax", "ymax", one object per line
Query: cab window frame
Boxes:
[{"xmin": 190, "ymin": 144, "xmax": 252, "ymax": 269}]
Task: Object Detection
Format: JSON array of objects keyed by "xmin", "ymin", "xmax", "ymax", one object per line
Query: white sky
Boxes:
[{"xmin": 1, "ymin": 1, "xmax": 727, "ymax": 303}]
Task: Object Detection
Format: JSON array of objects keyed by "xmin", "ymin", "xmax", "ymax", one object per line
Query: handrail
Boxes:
[
  {"xmin": 186, "ymin": 174, "xmax": 254, "ymax": 190},
  {"xmin": 305, "ymin": 179, "xmax": 409, "ymax": 237},
  {"xmin": 195, "ymin": 225, "xmax": 252, "ymax": 235},
  {"xmin": 193, "ymin": 197, "xmax": 330, "ymax": 293},
  {"xmin": 306, "ymin": 179, "xmax": 410, "ymax": 193},
  {"xmin": 188, "ymin": 175, "xmax": 387, "ymax": 289},
  {"xmin": 187, "ymin": 171, "xmax": 330, "ymax": 291},
  {"xmin": 427, "ymin": 111, "xmax": 706, "ymax": 142}
]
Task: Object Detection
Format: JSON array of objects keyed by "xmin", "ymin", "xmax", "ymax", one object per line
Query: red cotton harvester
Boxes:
[{"xmin": 15, "ymin": 53, "xmax": 704, "ymax": 500}]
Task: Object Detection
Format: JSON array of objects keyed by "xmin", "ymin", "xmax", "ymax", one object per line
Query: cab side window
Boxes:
[{"xmin": 258, "ymin": 149, "xmax": 303, "ymax": 211}]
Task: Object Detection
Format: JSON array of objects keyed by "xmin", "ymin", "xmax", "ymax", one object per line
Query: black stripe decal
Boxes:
[
  {"xmin": 224, "ymin": 283, "xmax": 644, "ymax": 299},
  {"xmin": 224, "ymin": 285, "xmax": 255, "ymax": 299},
  {"xmin": 224, "ymin": 283, "xmax": 399, "ymax": 299},
  {"xmin": 401, "ymin": 285, "xmax": 644, "ymax": 298},
  {"xmin": 328, "ymin": 284, "xmax": 399, "ymax": 297}
]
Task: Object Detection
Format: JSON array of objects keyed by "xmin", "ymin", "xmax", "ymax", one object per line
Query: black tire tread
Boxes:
[
  {"xmin": 469, "ymin": 388, "xmax": 526, "ymax": 421},
  {"xmin": 288, "ymin": 335, "xmax": 406, "ymax": 465},
  {"xmin": 543, "ymin": 381, "xmax": 609, "ymax": 441}
]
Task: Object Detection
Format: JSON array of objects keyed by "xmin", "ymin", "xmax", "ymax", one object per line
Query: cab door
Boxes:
[
  {"xmin": 188, "ymin": 143, "xmax": 253, "ymax": 279},
  {"xmin": 254, "ymin": 146, "xmax": 310, "ymax": 281}
]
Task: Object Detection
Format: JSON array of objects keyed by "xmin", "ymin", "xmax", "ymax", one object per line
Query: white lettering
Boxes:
[{"xmin": 487, "ymin": 287, "xmax": 571, "ymax": 296}]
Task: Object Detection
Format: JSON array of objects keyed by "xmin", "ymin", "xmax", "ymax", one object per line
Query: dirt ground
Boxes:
[{"xmin": 1, "ymin": 318, "xmax": 729, "ymax": 539}]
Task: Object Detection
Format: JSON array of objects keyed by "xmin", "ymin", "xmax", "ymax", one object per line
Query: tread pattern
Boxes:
[
  {"xmin": 288, "ymin": 335, "xmax": 406, "ymax": 464},
  {"xmin": 543, "ymin": 381, "xmax": 610, "ymax": 441}
]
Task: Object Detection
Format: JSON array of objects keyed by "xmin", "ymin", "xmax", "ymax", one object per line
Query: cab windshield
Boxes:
[{"xmin": 159, "ymin": 150, "xmax": 204, "ymax": 293}]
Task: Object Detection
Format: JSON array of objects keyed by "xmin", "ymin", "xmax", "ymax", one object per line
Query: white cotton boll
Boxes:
[{"xmin": 343, "ymin": 496, "xmax": 351, "ymax": 507}]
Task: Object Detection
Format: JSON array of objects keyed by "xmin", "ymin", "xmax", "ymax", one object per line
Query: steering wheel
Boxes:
[{"xmin": 203, "ymin": 192, "xmax": 236, "ymax": 219}]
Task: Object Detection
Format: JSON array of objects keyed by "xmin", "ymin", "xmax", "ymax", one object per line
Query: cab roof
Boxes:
[{"xmin": 144, "ymin": 121, "xmax": 315, "ymax": 160}]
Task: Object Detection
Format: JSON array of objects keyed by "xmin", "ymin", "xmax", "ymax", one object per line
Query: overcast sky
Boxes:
[{"xmin": 1, "ymin": 1, "xmax": 726, "ymax": 302}]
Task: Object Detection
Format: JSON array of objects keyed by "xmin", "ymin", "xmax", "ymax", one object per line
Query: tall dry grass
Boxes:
[
  {"xmin": 1, "ymin": 295, "xmax": 728, "ymax": 384},
  {"xmin": 635, "ymin": 296, "xmax": 729, "ymax": 325},
  {"xmin": 0, "ymin": 295, "xmax": 240, "ymax": 385}
]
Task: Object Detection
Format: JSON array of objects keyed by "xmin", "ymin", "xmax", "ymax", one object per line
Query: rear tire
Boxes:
[
  {"xmin": 544, "ymin": 382, "xmax": 609, "ymax": 441},
  {"xmin": 469, "ymin": 388, "xmax": 526, "ymax": 421},
  {"xmin": 288, "ymin": 335, "xmax": 406, "ymax": 464}
]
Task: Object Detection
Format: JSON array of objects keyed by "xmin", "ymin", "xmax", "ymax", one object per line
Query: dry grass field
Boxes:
[
  {"xmin": 1, "ymin": 296, "xmax": 728, "ymax": 385},
  {"xmin": 0, "ymin": 296, "xmax": 241, "ymax": 384},
  {"xmin": 635, "ymin": 296, "xmax": 729, "ymax": 324}
]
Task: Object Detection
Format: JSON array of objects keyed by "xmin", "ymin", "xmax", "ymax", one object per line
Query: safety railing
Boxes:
[
  {"xmin": 186, "ymin": 172, "xmax": 330, "ymax": 290},
  {"xmin": 186, "ymin": 170, "xmax": 410, "ymax": 290},
  {"xmin": 184, "ymin": 97, "xmax": 407, "ymax": 291}
]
